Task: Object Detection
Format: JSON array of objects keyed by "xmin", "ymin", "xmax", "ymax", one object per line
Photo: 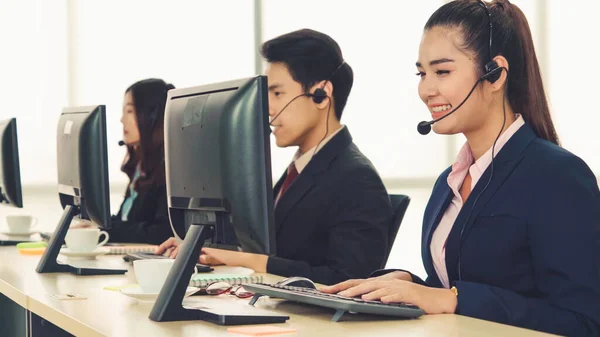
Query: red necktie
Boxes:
[{"xmin": 276, "ymin": 163, "xmax": 299, "ymax": 204}]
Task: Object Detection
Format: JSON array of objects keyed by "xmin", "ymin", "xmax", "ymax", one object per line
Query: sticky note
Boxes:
[
  {"xmin": 227, "ymin": 325, "xmax": 297, "ymax": 336},
  {"xmin": 18, "ymin": 247, "xmax": 46, "ymax": 255},
  {"xmin": 16, "ymin": 242, "xmax": 47, "ymax": 249}
]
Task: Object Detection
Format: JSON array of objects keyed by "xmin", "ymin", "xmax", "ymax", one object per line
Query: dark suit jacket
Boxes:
[
  {"xmin": 267, "ymin": 127, "xmax": 393, "ymax": 285},
  {"xmin": 374, "ymin": 124, "xmax": 600, "ymax": 336},
  {"xmin": 107, "ymin": 183, "xmax": 174, "ymax": 245}
]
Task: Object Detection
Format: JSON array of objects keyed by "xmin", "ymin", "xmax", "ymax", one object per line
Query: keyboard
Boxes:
[
  {"xmin": 122, "ymin": 252, "xmax": 214, "ymax": 272},
  {"xmin": 244, "ymin": 283, "xmax": 425, "ymax": 322}
]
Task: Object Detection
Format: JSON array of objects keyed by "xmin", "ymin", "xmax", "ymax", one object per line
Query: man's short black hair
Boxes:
[{"xmin": 261, "ymin": 29, "xmax": 353, "ymax": 120}]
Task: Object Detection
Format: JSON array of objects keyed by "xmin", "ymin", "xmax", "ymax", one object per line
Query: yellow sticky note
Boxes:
[
  {"xmin": 227, "ymin": 325, "xmax": 296, "ymax": 336},
  {"xmin": 18, "ymin": 248, "xmax": 46, "ymax": 255}
]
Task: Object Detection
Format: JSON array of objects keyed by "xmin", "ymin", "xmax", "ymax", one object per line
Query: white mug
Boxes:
[
  {"xmin": 133, "ymin": 259, "xmax": 198, "ymax": 294},
  {"xmin": 64, "ymin": 228, "xmax": 109, "ymax": 253},
  {"xmin": 6, "ymin": 215, "xmax": 38, "ymax": 233}
]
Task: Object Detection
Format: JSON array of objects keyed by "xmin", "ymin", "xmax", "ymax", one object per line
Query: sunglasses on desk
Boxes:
[{"xmin": 203, "ymin": 281, "xmax": 254, "ymax": 299}]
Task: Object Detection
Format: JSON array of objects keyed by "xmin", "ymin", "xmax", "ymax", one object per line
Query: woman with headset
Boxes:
[
  {"xmin": 106, "ymin": 78, "xmax": 176, "ymax": 244},
  {"xmin": 322, "ymin": 1, "xmax": 600, "ymax": 335}
]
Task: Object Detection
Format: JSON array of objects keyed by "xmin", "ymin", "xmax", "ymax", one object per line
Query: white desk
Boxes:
[{"xmin": 0, "ymin": 247, "xmax": 560, "ymax": 337}]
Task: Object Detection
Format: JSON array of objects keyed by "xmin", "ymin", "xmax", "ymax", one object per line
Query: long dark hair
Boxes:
[
  {"xmin": 122, "ymin": 78, "xmax": 175, "ymax": 195},
  {"xmin": 425, "ymin": 0, "xmax": 559, "ymax": 145}
]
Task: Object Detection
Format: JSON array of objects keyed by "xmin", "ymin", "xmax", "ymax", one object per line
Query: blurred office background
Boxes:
[{"xmin": 0, "ymin": 0, "xmax": 597, "ymax": 278}]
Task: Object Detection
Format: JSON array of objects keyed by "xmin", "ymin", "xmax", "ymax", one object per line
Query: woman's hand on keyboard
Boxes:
[
  {"xmin": 320, "ymin": 271, "xmax": 412, "ymax": 294},
  {"xmin": 325, "ymin": 278, "xmax": 457, "ymax": 314}
]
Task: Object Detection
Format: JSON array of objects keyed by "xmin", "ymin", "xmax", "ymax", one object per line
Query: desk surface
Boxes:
[{"xmin": 0, "ymin": 247, "xmax": 558, "ymax": 337}]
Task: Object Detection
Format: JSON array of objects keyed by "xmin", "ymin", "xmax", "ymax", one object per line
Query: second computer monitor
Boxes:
[
  {"xmin": 164, "ymin": 76, "xmax": 276, "ymax": 255},
  {"xmin": 36, "ymin": 105, "xmax": 126, "ymax": 275},
  {"xmin": 56, "ymin": 105, "xmax": 111, "ymax": 228}
]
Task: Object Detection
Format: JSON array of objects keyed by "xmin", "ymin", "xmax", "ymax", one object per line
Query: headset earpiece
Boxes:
[
  {"xmin": 482, "ymin": 60, "xmax": 502, "ymax": 83},
  {"xmin": 310, "ymin": 88, "xmax": 328, "ymax": 104},
  {"xmin": 479, "ymin": 1, "xmax": 502, "ymax": 84}
]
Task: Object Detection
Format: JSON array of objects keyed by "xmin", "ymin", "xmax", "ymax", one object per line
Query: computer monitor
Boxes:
[
  {"xmin": 150, "ymin": 76, "xmax": 284, "ymax": 324},
  {"xmin": 165, "ymin": 77, "xmax": 276, "ymax": 255},
  {"xmin": 56, "ymin": 106, "xmax": 112, "ymax": 229},
  {"xmin": 0, "ymin": 118, "xmax": 23, "ymax": 208},
  {"xmin": 36, "ymin": 105, "xmax": 125, "ymax": 275}
]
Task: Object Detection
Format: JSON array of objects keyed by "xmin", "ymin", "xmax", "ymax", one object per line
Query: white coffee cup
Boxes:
[
  {"xmin": 133, "ymin": 259, "xmax": 198, "ymax": 294},
  {"xmin": 6, "ymin": 215, "xmax": 37, "ymax": 233},
  {"xmin": 64, "ymin": 228, "xmax": 109, "ymax": 253}
]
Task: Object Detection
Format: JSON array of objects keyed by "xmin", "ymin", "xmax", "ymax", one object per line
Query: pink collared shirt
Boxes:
[{"xmin": 430, "ymin": 115, "xmax": 525, "ymax": 288}]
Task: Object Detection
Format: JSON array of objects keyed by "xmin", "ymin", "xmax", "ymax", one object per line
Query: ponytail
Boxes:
[{"xmin": 495, "ymin": 0, "xmax": 559, "ymax": 145}]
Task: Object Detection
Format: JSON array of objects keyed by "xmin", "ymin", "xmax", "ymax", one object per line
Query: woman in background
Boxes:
[{"xmin": 107, "ymin": 78, "xmax": 175, "ymax": 244}]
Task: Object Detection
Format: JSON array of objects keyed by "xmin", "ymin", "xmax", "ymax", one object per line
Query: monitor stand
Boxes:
[
  {"xmin": 149, "ymin": 218, "xmax": 288, "ymax": 325},
  {"xmin": 36, "ymin": 205, "xmax": 127, "ymax": 275}
]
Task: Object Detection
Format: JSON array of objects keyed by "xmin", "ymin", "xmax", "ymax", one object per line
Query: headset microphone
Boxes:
[
  {"xmin": 269, "ymin": 89, "xmax": 328, "ymax": 127},
  {"xmin": 416, "ymin": 65, "xmax": 502, "ymax": 135},
  {"xmin": 118, "ymin": 140, "xmax": 125, "ymax": 146},
  {"xmin": 417, "ymin": 78, "xmax": 483, "ymax": 135},
  {"xmin": 269, "ymin": 61, "xmax": 343, "ymax": 128}
]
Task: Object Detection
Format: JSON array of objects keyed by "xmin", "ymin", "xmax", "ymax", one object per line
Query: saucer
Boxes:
[
  {"xmin": 0, "ymin": 229, "xmax": 39, "ymax": 236},
  {"xmin": 59, "ymin": 247, "xmax": 110, "ymax": 259},
  {"xmin": 120, "ymin": 286, "xmax": 200, "ymax": 302}
]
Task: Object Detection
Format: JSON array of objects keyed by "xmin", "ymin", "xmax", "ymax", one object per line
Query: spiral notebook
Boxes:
[
  {"xmin": 106, "ymin": 245, "xmax": 157, "ymax": 255},
  {"xmin": 189, "ymin": 274, "xmax": 263, "ymax": 288}
]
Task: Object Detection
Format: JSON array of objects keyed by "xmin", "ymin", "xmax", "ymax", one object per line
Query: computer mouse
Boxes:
[{"xmin": 275, "ymin": 276, "xmax": 317, "ymax": 289}]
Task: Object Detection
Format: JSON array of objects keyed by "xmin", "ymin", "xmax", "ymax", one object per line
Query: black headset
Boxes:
[
  {"xmin": 269, "ymin": 60, "xmax": 346, "ymax": 126},
  {"xmin": 480, "ymin": 1, "xmax": 502, "ymax": 84},
  {"xmin": 416, "ymin": 1, "xmax": 502, "ymax": 135},
  {"xmin": 119, "ymin": 106, "xmax": 161, "ymax": 147},
  {"xmin": 119, "ymin": 85, "xmax": 168, "ymax": 147},
  {"xmin": 308, "ymin": 87, "xmax": 328, "ymax": 104},
  {"xmin": 456, "ymin": 0, "xmax": 509, "ymax": 281},
  {"xmin": 311, "ymin": 60, "xmax": 346, "ymax": 104}
]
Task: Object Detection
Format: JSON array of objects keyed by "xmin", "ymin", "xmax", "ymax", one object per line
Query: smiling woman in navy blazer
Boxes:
[{"xmin": 323, "ymin": 1, "xmax": 600, "ymax": 336}]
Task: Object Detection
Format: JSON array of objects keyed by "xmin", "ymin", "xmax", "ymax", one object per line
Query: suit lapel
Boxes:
[
  {"xmin": 273, "ymin": 127, "xmax": 353, "ymax": 233},
  {"xmin": 273, "ymin": 171, "xmax": 286, "ymax": 200},
  {"xmin": 444, "ymin": 124, "xmax": 537, "ymax": 282},
  {"xmin": 274, "ymin": 173, "xmax": 316, "ymax": 232},
  {"xmin": 422, "ymin": 172, "xmax": 453, "ymax": 285}
]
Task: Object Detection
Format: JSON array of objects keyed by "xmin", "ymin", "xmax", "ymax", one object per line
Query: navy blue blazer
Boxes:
[
  {"xmin": 267, "ymin": 127, "xmax": 393, "ymax": 285},
  {"xmin": 376, "ymin": 124, "xmax": 600, "ymax": 336}
]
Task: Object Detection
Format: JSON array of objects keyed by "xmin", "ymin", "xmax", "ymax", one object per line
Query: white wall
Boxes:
[
  {"xmin": 0, "ymin": 0, "xmax": 68, "ymax": 185},
  {"xmin": 548, "ymin": 0, "xmax": 599, "ymax": 171}
]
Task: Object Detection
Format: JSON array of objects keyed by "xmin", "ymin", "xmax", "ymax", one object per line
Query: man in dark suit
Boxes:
[{"xmin": 156, "ymin": 29, "xmax": 393, "ymax": 285}]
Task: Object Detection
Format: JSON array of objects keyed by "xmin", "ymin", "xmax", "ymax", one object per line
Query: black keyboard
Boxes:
[{"xmin": 244, "ymin": 283, "xmax": 424, "ymax": 322}]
